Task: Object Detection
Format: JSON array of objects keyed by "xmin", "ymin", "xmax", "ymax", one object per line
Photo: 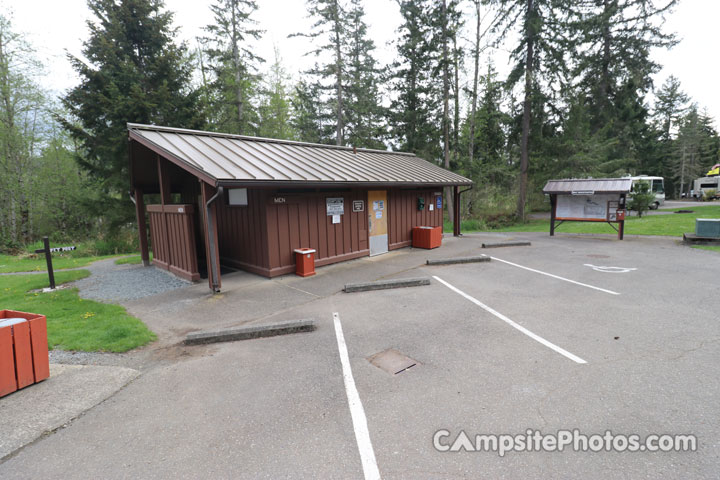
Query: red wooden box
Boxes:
[
  {"xmin": 294, "ymin": 248, "xmax": 317, "ymax": 277},
  {"xmin": 0, "ymin": 310, "xmax": 50, "ymax": 398},
  {"xmin": 412, "ymin": 226, "xmax": 443, "ymax": 249}
]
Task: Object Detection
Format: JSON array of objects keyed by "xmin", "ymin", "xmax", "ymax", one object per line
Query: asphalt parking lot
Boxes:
[{"xmin": 1, "ymin": 232, "xmax": 719, "ymax": 479}]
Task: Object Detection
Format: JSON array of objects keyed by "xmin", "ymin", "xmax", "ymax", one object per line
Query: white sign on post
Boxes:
[{"xmin": 326, "ymin": 197, "xmax": 344, "ymax": 215}]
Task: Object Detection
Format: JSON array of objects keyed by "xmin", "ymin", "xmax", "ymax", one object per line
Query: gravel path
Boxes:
[{"xmin": 73, "ymin": 257, "xmax": 191, "ymax": 302}]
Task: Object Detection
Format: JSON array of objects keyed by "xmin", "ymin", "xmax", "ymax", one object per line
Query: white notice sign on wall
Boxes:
[{"xmin": 326, "ymin": 197, "xmax": 344, "ymax": 215}]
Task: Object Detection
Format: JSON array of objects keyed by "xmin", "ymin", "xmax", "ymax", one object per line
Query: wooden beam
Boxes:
[
  {"xmin": 133, "ymin": 188, "xmax": 150, "ymax": 267},
  {"xmin": 157, "ymin": 155, "xmax": 172, "ymax": 205},
  {"xmin": 453, "ymin": 185, "xmax": 461, "ymax": 236},
  {"xmin": 550, "ymin": 194, "xmax": 557, "ymax": 236},
  {"xmin": 201, "ymin": 181, "xmax": 222, "ymax": 292}
]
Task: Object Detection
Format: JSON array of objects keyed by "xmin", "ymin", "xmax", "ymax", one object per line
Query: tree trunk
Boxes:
[
  {"xmin": 468, "ymin": 0, "xmax": 481, "ymax": 166},
  {"xmin": 679, "ymin": 144, "xmax": 686, "ymax": 198},
  {"xmin": 442, "ymin": 0, "xmax": 453, "ymax": 224},
  {"xmin": 517, "ymin": 0, "xmax": 534, "ymax": 221},
  {"xmin": 231, "ymin": 0, "xmax": 243, "ymax": 134},
  {"xmin": 452, "ymin": 34, "xmax": 460, "ymax": 167},
  {"xmin": 333, "ymin": 0, "xmax": 343, "ymax": 146}
]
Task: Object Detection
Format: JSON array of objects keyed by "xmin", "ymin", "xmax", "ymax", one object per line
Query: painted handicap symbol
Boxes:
[{"xmin": 584, "ymin": 264, "xmax": 637, "ymax": 273}]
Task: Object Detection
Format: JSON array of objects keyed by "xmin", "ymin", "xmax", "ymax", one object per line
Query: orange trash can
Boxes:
[
  {"xmin": 0, "ymin": 310, "xmax": 50, "ymax": 398},
  {"xmin": 412, "ymin": 226, "xmax": 443, "ymax": 249},
  {"xmin": 294, "ymin": 248, "xmax": 317, "ymax": 277}
]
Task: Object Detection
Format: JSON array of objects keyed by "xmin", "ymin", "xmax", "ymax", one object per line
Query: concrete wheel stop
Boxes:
[
  {"xmin": 481, "ymin": 241, "xmax": 531, "ymax": 248},
  {"xmin": 343, "ymin": 277, "xmax": 431, "ymax": 293},
  {"xmin": 185, "ymin": 319, "xmax": 315, "ymax": 345},
  {"xmin": 426, "ymin": 255, "xmax": 490, "ymax": 266}
]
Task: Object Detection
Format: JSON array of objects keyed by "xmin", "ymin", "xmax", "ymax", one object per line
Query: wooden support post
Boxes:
[
  {"xmin": 42, "ymin": 237, "xmax": 55, "ymax": 290},
  {"xmin": 550, "ymin": 194, "xmax": 557, "ymax": 236},
  {"xmin": 619, "ymin": 193, "xmax": 626, "ymax": 240},
  {"xmin": 134, "ymin": 188, "xmax": 150, "ymax": 267},
  {"xmin": 157, "ymin": 155, "xmax": 172, "ymax": 206},
  {"xmin": 453, "ymin": 185, "xmax": 461, "ymax": 237},
  {"xmin": 201, "ymin": 181, "xmax": 222, "ymax": 292}
]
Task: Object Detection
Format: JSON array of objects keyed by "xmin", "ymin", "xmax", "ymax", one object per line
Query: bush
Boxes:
[
  {"xmin": 629, "ymin": 181, "xmax": 655, "ymax": 217},
  {"xmin": 703, "ymin": 189, "xmax": 717, "ymax": 201}
]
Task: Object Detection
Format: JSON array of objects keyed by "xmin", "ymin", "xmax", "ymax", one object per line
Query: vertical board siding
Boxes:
[
  {"xmin": 147, "ymin": 204, "xmax": 199, "ymax": 281},
  {"xmin": 388, "ymin": 189, "xmax": 443, "ymax": 248},
  {"xmin": 263, "ymin": 190, "xmax": 369, "ymax": 273},
  {"xmin": 216, "ymin": 189, "xmax": 270, "ymax": 272}
]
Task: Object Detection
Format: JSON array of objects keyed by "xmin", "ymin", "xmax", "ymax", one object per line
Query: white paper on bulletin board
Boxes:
[
  {"xmin": 375, "ymin": 211, "xmax": 382, "ymax": 219},
  {"xmin": 332, "ymin": 214, "xmax": 341, "ymax": 224},
  {"xmin": 556, "ymin": 194, "xmax": 616, "ymax": 220}
]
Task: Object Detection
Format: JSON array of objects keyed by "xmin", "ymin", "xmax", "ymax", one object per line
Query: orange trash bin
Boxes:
[
  {"xmin": 0, "ymin": 310, "xmax": 50, "ymax": 398},
  {"xmin": 412, "ymin": 226, "xmax": 443, "ymax": 249},
  {"xmin": 294, "ymin": 248, "xmax": 317, "ymax": 277}
]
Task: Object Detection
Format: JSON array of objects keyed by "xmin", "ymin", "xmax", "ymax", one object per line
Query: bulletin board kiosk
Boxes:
[{"xmin": 543, "ymin": 178, "xmax": 632, "ymax": 240}]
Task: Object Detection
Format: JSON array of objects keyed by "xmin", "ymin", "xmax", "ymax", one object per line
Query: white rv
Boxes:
[
  {"xmin": 691, "ymin": 176, "xmax": 720, "ymax": 200},
  {"xmin": 627, "ymin": 176, "xmax": 665, "ymax": 209}
]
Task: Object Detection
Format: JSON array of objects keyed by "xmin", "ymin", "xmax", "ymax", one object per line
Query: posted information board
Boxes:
[
  {"xmin": 326, "ymin": 197, "xmax": 344, "ymax": 215},
  {"xmin": 556, "ymin": 194, "xmax": 617, "ymax": 220}
]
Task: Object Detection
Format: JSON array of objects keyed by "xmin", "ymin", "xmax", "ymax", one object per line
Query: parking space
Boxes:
[{"xmin": 2, "ymin": 233, "xmax": 719, "ymax": 478}]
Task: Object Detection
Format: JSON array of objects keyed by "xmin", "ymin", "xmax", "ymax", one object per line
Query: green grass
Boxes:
[
  {"xmin": 693, "ymin": 245, "xmax": 720, "ymax": 252},
  {"xmin": 448, "ymin": 205, "xmax": 720, "ymax": 237},
  {"xmin": 115, "ymin": 252, "xmax": 151, "ymax": 265},
  {"xmin": 0, "ymin": 253, "xmax": 121, "ymax": 274},
  {"xmin": 0, "ymin": 271, "xmax": 156, "ymax": 352}
]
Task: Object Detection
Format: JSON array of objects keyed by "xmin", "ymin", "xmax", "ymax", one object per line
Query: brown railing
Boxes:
[{"xmin": 147, "ymin": 204, "xmax": 200, "ymax": 281}]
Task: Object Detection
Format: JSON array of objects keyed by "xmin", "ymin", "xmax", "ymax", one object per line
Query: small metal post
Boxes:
[{"xmin": 43, "ymin": 236, "xmax": 55, "ymax": 290}]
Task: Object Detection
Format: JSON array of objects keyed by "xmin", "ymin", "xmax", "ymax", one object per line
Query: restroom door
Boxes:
[{"xmin": 368, "ymin": 190, "xmax": 388, "ymax": 256}]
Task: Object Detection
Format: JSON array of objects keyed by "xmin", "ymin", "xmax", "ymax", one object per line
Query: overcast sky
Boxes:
[{"xmin": 3, "ymin": 0, "xmax": 719, "ymax": 128}]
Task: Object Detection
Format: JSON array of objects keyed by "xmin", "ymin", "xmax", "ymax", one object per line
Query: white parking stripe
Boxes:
[
  {"xmin": 490, "ymin": 256, "xmax": 620, "ymax": 295},
  {"xmin": 333, "ymin": 312, "xmax": 382, "ymax": 480},
  {"xmin": 433, "ymin": 276, "xmax": 587, "ymax": 364}
]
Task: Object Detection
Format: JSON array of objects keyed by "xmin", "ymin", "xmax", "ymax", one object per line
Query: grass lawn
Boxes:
[
  {"xmin": 115, "ymin": 252, "xmax": 152, "ymax": 265},
  {"xmin": 693, "ymin": 245, "xmax": 720, "ymax": 252},
  {"xmin": 0, "ymin": 253, "xmax": 120, "ymax": 274},
  {"xmin": 0, "ymin": 271, "xmax": 156, "ymax": 352},
  {"xmin": 446, "ymin": 205, "xmax": 720, "ymax": 237}
]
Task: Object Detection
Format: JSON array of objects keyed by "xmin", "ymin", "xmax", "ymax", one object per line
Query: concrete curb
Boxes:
[
  {"xmin": 481, "ymin": 241, "xmax": 532, "ymax": 248},
  {"xmin": 343, "ymin": 277, "xmax": 430, "ymax": 293},
  {"xmin": 185, "ymin": 320, "xmax": 315, "ymax": 345},
  {"xmin": 426, "ymin": 255, "xmax": 491, "ymax": 266}
]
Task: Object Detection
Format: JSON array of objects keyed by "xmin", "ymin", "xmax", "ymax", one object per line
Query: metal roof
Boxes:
[
  {"xmin": 128, "ymin": 123, "xmax": 472, "ymax": 187},
  {"xmin": 543, "ymin": 178, "xmax": 632, "ymax": 194}
]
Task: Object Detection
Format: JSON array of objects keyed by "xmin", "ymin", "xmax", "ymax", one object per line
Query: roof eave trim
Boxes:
[
  {"xmin": 129, "ymin": 130, "xmax": 218, "ymax": 186},
  {"xmin": 217, "ymin": 179, "xmax": 473, "ymax": 188}
]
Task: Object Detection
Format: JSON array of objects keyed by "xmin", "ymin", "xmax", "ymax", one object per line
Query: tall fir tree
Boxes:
[
  {"xmin": 490, "ymin": 0, "xmax": 573, "ymax": 219},
  {"xmin": 291, "ymin": 78, "xmax": 325, "ymax": 144},
  {"xmin": 294, "ymin": 0, "xmax": 347, "ymax": 145},
  {"xmin": 390, "ymin": 0, "xmax": 442, "ymax": 161},
  {"xmin": 202, "ymin": 0, "xmax": 264, "ymax": 134},
  {"xmin": 343, "ymin": 0, "xmax": 385, "ymax": 150},
  {"xmin": 257, "ymin": 48, "xmax": 295, "ymax": 140},
  {"xmin": 61, "ymin": 0, "xmax": 202, "ymax": 227}
]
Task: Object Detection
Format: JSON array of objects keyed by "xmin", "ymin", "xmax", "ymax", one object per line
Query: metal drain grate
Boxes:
[{"xmin": 368, "ymin": 349, "xmax": 418, "ymax": 375}]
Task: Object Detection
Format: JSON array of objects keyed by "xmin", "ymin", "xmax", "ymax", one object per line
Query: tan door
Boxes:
[{"xmin": 368, "ymin": 190, "xmax": 388, "ymax": 256}]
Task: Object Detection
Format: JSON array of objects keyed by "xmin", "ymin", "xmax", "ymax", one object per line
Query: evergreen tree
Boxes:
[
  {"xmin": 257, "ymin": 48, "xmax": 295, "ymax": 140},
  {"xmin": 202, "ymin": 0, "xmax": 264, "ymax": 134},
  {"xmin": 291, "ymin": 78, "xmax": 325, "ymax": 144},
  {"xmin": 490, "ymin": 0, "xmax": 573, "ymax": 219},
  {"xmin": 389, "ymin": 0, "xmax": 442, "ymax": 161},
  {"xmin": 294, "ymin": 0, "xmax": 347, "ymax": 145},
  {"xmin": 343, "ymin": 0, "xmax": 385, "ymax": 150},
  {"xmin": 674, "ymin": 106, "xmax": 719, "ymax": 197},
  {"xmin": 61, "ymin": 0, "xmax": 202, "ymax": 227}
]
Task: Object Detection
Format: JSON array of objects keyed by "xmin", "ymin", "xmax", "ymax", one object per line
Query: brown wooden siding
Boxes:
[
  {"xmin": 216, "ymin": 189, "xmax": 269, "ymax": 274},
  {"xmin": 265, "ymin": 190, "xmax": 369, "ymax": 276},
  {"xmin": 388, "ymin": 189, "xmax": 444, "ymax": 249},
  {"xmin": 213, "ymin": 187, "xmax": 442, "ymax": 278},
  {"xmin": 147, "ymin": 204, "xmax": 200, "ymax": 281}
]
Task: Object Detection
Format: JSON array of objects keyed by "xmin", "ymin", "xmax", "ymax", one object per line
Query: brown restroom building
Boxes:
[{"xmin": 128, "ymin": 124, "xmax": 472, "ymax": 291}]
